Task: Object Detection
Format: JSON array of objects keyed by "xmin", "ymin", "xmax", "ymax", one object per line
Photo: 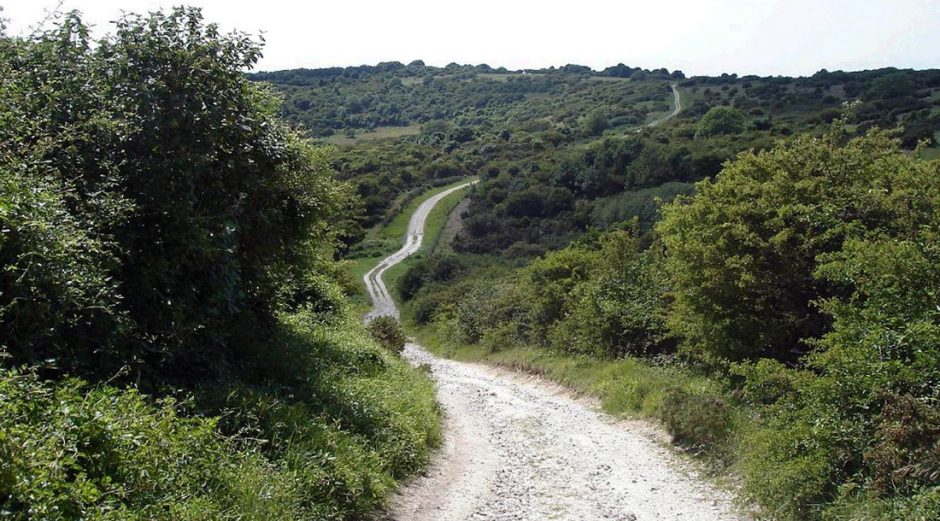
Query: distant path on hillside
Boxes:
[
  {"xmin": 363, "ymin": 181, "xmax": 477, "ymax": 320},
  {"xmin": 367, "ymin": 179, "xmax": 743, "ymax": 521},
  {"xmin": 641, "ymin": 83, "xmax": 682, "ymax": 130}
]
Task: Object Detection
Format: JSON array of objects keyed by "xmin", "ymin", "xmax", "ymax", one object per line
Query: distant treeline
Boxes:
[{"xmin": 249, "ymin": 60, "xmax": 684, "ymax": 84}]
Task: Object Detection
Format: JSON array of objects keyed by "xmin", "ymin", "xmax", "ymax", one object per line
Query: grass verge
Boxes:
[
  {"xmin": 1, "ymin": 309, "xmax": 441, "ymax": 520},
  {"xmin": 409, "ymin": 319, "xmax": 748, "ymax": 474},
  {"xmin": 377, "ymin": 178, "xmax": 476, "ymax": 244},
  {"xmin": 381, "ymin": 183, "xmax": 473, "ymax": 302}
]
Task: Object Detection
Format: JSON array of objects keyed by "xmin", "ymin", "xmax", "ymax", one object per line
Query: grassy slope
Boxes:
[{"xmin": 1, "ymin": 308, "xmax": 442, "ymax": 520}]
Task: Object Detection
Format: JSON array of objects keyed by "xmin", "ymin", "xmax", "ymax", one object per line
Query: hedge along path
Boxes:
[{"xmin": 365, "ymin": 179, "xmax": 744, "ymax": 521}]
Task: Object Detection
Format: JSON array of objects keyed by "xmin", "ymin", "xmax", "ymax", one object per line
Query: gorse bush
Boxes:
[
  {"xmin": 658, "ymin": 388, "xmax": 735, "ymax": 455},
  {"xmin": 367, "ymin": 316, "xmax": 408, "ymax": 354}
]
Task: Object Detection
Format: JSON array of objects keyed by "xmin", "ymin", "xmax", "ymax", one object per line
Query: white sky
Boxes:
[{"xmin": 1, "ymin": 0, "xmax": 938, "ymax": 77}]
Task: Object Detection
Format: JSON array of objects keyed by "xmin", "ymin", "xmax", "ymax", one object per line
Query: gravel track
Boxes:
[{"xmin": 367, "ymin": 181, "xmax": 744, "ymax": 520}]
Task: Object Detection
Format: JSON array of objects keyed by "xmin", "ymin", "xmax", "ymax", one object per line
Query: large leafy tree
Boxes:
[
  {"xmin": 658, "ymin": 124, "xmax": 938, "ymax": 363},
  {"xmin": 0, "ymin": 9, "xmax": 350, "ymax": 381}
]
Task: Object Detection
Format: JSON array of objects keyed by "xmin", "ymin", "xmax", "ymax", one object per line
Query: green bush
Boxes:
[
  {"xmin": 367, "ymin": 316, "xmax": 408, "ymax": 354},
  {"xmin": 549, "ymin": 230, "xmax": 675, "ymax": 357},
  {"xmin": 0, "ymin": 8, "xmax": 350, "ymax": 382},
  {"xmin": 695, "ymin": 105, "xmax": 746, "ymax": 138},
  {"xmin": 0, "ymin": 368, "xmax": 290, "ymax": 520},
  {"xmin": 658, "ymin": 125, "xmax": 938, "ymax": 363},
  {"xmin": 730, "ymin": 358, "xmax": 807, "ymax": 405},
  {"xmin": 658, "ymin": 388, "xmax": 735, "ymax": 454}
]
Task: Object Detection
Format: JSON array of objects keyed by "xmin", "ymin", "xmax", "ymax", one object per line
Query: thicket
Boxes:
[
  {"xmin": 405, "ymin": 125, "xmax": 940, "ymax": 520},
  {"xmin": 0, "ymin": 9, "xmax": 439, "ymax": 519}
]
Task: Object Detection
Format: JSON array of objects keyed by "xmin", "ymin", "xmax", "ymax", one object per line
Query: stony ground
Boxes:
[{"xmin": 383, "ymin": 343, "xmax": 746, "ymax": 521}]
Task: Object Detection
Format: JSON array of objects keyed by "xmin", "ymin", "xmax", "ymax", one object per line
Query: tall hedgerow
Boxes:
[{"xmin": 0, "ymin": 8, "xmax": 354, "ymax": 382}]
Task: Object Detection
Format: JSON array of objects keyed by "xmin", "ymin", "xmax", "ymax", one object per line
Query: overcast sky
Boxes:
[{"xmin": 1, "ymin": 0, "xmax": 938, "ymax": 77}]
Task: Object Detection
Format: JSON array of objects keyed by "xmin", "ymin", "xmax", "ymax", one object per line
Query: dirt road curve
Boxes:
[
  {"xmin": 364, "ymin": 181, "xmax": 477, "ymax": 320},
  {"xmin": 636, "ymin": 83, "xmax": 682, "ymax": 133},
  {"xmin": 367, "ymin": 181, "xmax": 744, "ymax": 520}
]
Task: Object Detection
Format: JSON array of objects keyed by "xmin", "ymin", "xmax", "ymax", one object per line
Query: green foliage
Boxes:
[
  {"xmin": 0, "ymin": 165, "xmax": 129, "ymax": 374},
  {"xmin": 0, "ymin": 8, "xmax": 442, "ymax": 520},
  {"xmin": 731, "ymin": 358, "xmax": 808, "ymax": 405},
  {"xmin": 695, "ymin": 105, "xmax": 746, "ymax": 138},
  {"xmin": 213, "ymin": 312, "xmax": 441, "ymax": 519},
  {"xmin": 410, "ymin": 121, "xmax": 940, "ymax": 520},
  {"xmin": 581, "ymin": 108, "xmax": 610, "ymax": 136},
  {"xmin": 865, "ymin": 394, "xmax": 940, "ymax": 496},
  {"xmin": 367, "ymin": 316, "xmax": 408, "ymax": 354},
  {"xmin": 591, "ymin": 182, "xmax": 694, "ymax": 231},
  {"xmin": 0, "ymin": 312, "xmax": 441, "ymax": 520},
  {"xmin": 253, "ymin": 65, "xmax": 676, "ymax": 138},
  {"xmin": 658, "ymin": 126, "xmax": 936, "ymax": 363},
  {"xmin": 0, "ymin": 368, "xmax": 284, "ymax": 520},
  {"xmin": 0, "ymin": 8, "xmax": 352, "ymax": 382},
  {"xmin": 726, "ymin": 155, "xmax": 938, "ymax": 519},
  {"xmin": 549, "ymin": 231, "xmax": 675, "ymax": 357},
  {"xmin": 455, "ymin": 282, "xmax": 529, "ymax": 345},
  {"xmin": 397, "ymin": 255, "xmax": 466, "ymax": 301},
  {"xmin": 658, "ymin": 388, "xmax": 735, "ymax": 454},
  {"xmin": 866, "ymin": 72, "xmax": 917, "ymax": 100},
  {"xmin": 409, "ymin": 228, "xmax": 674, "ymax": 359}
]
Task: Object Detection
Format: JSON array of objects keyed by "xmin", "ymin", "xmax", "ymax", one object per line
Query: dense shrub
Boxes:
[
  {"xmin": 549, "ymin": 230, "xmax": 674, "ymax": 357},
  {"xmin": 658, "ymin": 125, "xmax": 936, "ymax": 363},
  {"xmin": 694, "ymin": 125, "xmax": 940, "ymax": 519},
  {"xmin": 658, "ymin": 388, "xmax": 735, "ymax": 454},
  {"xmin": 367, "ymin": 316, "xmax": 408, "ymax": 354},
  {"xmin": 695, "ymin": 105, "xmax": 746, "ymax": 138},
  {"xmin": 0, "ymin": 368, "xmax": 287, "ymax": 520},
  {"xmin": 0, "ymin": 8, "xmax": 351, "ymax": 383}
]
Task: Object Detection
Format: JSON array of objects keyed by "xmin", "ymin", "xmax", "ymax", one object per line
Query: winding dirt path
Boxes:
[
  {"xmin": 367, "ymin": 181, "xmax": 744, "ymax": 521},
  {"xmin": 364, "ymin": 181, "xmax": 477, "ymax": 320},
  {"xmin": 636, "ymin": 83, "xmax": 682, "ymax": 133}
]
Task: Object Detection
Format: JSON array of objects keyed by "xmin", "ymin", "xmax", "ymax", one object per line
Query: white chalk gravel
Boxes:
[
  {"xmin": 382, "ymin": 344, "xmax": 745, "ymax": 521},
  {"xmin": 367, "ymin": 180, "xmax": 745, "ymax": 521}
]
